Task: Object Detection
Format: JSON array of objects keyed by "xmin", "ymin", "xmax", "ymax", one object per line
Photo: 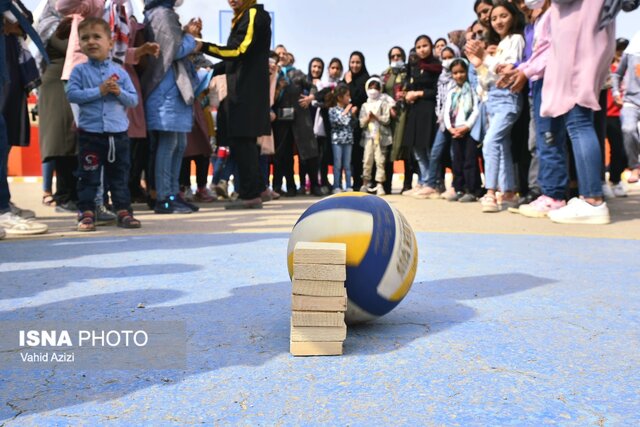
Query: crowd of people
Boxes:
[{"xmin": 1, "ymin": 0, "xmax": 639, "ymax": 238}]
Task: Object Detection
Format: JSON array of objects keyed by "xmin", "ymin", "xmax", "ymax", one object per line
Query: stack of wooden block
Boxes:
[{"xmin": 290, "ymin": 242, "xmax": 347, "ymax": 356}]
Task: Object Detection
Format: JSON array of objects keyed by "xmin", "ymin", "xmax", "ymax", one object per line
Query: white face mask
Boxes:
[
  {"xmin": 524, "ymin": 0, "xmax": 544, "ymax": 9},
  {"xmin": 390, "ymin": 60, "xmax": 404, "ymax": 69},
  {"xmin": 367, "ymin": 89, "xmax": 381, "ymax": 100}
]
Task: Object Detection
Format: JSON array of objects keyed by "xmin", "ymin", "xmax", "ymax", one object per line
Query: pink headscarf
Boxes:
[{"xmin": 55, "ymin": 0, "xmax": 104, "ymax": 79}]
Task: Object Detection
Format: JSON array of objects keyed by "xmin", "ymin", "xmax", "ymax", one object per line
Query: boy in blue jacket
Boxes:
[{"xmin": 66, "ymin": 17, "xmax": 140, "ymax": 232}]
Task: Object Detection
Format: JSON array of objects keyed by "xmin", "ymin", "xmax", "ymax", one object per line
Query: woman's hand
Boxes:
[
  {"xmin": 134, "ymin": 42, "xmax": 160, "ymax": 60},
  {"xmin": 298, "ymin": 94, "xmax": 314, "ymax": 109}
]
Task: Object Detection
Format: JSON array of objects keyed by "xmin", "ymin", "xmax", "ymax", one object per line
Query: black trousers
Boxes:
[
  {"xmin": 230, "ymin": 137, "xmax": 264, "ymax": 200},
  {"xmin": 180, "ymin": 155, "xmax": 210, "ymax": 189},
  {"xmin": 452, "ymin": 134, "xmax": 481, "ymax": 194},
  {"xmin": 272, "ymin": 122, "xmax": 296, "ymax": 192},
  {"xmin": 605, "ymin": 116, "xmax": 628, "ymax": 184},
  {"xmin": 129, "ymin": 137, "xmax": 149, "ymax": 196},
  {"xmin": 594, "ymin": 89, "xmax": 610, "ymax": 182},
  {"xmin": 351, "ymin": 127, "xmax": 364, "ymax": 189},
  {"xmin": 318, "ymin": 136, "xmax": 332, "ymax": 187},
  {"xmin": 51, "ymin": 155, "xmax": 78, "ymax": 205},
  {"xmin": 76, "ymin": 131, "xmax": 131, "ymax": 212},
  {"xmin": 511, "ymin": 95, "xmax": 531, "ymax": 195}
]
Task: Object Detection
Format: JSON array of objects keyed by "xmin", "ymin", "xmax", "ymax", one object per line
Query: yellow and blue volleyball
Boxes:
[{"xmin": 287, "ymin": 193, "xmax": 419, "ymax": 324}]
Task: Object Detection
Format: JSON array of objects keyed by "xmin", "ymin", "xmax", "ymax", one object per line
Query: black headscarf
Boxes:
[
  {"xmin": 346, "ymin": 51, "xmax": 369, "ymax": 108},
  {"xmin": 307, "ymin": 57, "xmax": 324, "ymax": 83}
]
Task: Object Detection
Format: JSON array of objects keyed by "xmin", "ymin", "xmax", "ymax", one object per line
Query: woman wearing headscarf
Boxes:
[
  {"xmin": 142, "ymin": 0, "xmax": 201, "ymax": 214},
  {"xmin": 344, "ymin": 51, "xmax": 369, "ymax": 191},
  {"xmin": 382, "ymin": 46, "xmax": 411, "ymax": 194},
  {"xmin": 36, "ymin": 0, "xmax": 78, "ymax": 211},
  {"xmin": 402, "ymin": 35, "xmax": 442, "ymax": 197}
]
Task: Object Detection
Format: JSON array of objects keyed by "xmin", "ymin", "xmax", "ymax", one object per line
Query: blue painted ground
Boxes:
[{"xmin": 1, "ymin": 233, "xmax": 639, "ymax": 426}]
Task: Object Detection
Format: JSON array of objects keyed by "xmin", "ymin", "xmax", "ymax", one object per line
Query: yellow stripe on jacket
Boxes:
[{"xmin": 206, "ymin": 8, "xmax": 256, "ymax": 58}]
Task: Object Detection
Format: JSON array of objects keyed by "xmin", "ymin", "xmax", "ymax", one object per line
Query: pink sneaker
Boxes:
[
  {"xmin": 412, "ymin": 186, "xmax": 438, "ymax": 199},
  {"xmin": 518, "ymin": 195, "xmax": 566, "ymax": 218}
]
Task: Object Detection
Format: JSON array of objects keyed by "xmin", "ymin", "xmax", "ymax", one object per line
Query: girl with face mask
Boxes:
[{"xmin": 358, "ymin": 77, "xmax": 394, "ymax": 196}]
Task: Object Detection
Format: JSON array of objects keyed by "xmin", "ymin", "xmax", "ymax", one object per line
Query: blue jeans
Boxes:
[
  {"xmin": 76, "ymin": 132, "xmax": 131, "ymax": 212},
  {"xmin": 332, "ymin": 144, "xmax": 352, "ymax": 190},
  {"xmin": 620, "ymin": 104, "xmax": 640, "ymax": 170},
  {"xmin": 413, "ymin": 147, "xmax": 430, "ymax": 186},
  {"xmin": 42, "ymin": 160, "xmax": 54, "ymax": 193},
  {"xmin": 482, "ymin": 88, "xmax": 521, "ymax": 191},
  {"xmin": 211, "ymin": 151, "xmax": 237, "ymax": 184},
  {"xmin": 0, "ymin": 84, "xmax": 9, "ymax": 212},
  {"xmin": 426, "ymin": 128, "xmax": 451, "ymax": 188},
  {"xmin": 560, "ymin": 105, "xmax": 603, "ymax": 198},
  {"xmin": 532, "ymin": 80, "xmax": 568, "ymax": 200},
  {"xmin": 154, "ymin": 131, "xmax": 187, "ymax": 200}
]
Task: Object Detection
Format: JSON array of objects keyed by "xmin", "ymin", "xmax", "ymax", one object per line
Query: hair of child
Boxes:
[
  {"xmin": 78, "ymin": 16, "xmax": 112, "ymax": 38},
  {"xmin": 325, "ymin": 83, "xmax": 350, "ymax": 108}
]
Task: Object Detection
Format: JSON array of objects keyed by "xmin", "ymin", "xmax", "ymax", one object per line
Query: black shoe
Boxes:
[
  {"xmin": 172, "ymin": 195, "xmax": 199, "ymax": 212},
  {"xmin": 311, "ymin": 186, "xmax": 325, "ymax": 197},
  {"xmin": 285, "ymin": 189, "xmax": 297, "ymax": 197},
  {"xmin": 55, "ymin": 200, "xmax": 78, "ymax": 213},
  {"xmin": 154, "ymin": 199, "xmax": 192, "ymax": 214},
  {"xmin": 224, "ymin": 197, "xmax": 263, "ymax": 210}
]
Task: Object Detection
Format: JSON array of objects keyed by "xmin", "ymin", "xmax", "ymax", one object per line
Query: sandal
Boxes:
[
  {"xmin": 77, "ymin": 211, "xmax": 96, "ymax": 232},
  {"xmin": 42, "ymin": 193, "xmax": 56, "ymax": 207},
  {"xmin": 117, "ymin": 210, "xmax": 141, "ymax": 229}
]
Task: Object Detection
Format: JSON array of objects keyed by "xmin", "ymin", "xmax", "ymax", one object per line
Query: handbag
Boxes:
[
  {"xmin": 277, "ymin": 107, "xmax": 295, "ymax": 121},
  {"xmin": 313, "ymin": 108, "xmax": 326, "ymax": 137}
]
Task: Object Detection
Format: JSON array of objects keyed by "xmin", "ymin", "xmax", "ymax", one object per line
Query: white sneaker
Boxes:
[
  {"xmin": 611, "ymin": 182, "xmax": 627, "ymax": 197},
  {"xmin": 0, "ymin": 212, "xmax": 48, "ymax": 235},
  {"xmin": 548, "ymin": 198, "xmax": 610, "ymax": 225},
  {"xmin": 9, "ymin": 202, "xmax": 36, "ymax": 219},
  {"xmin": 375, "ymin": 184, "xmax": 385, "ymax": 196},
  {"xmin": 359, "ymin": 184, "xmax": 370, "ymax": 193},
  {"xmin": 602, "ymin": 183, "xmax": 615, "ymax": 200},
  {"xmin": 332, "ymin": 188, "xmax": 343, "ymax": 194}
]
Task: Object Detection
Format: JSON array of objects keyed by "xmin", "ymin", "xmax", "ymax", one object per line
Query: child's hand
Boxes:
[
  {"xmin": 100, "ymin": 77, "xmax": 120, "ymax": 96},
  {"xmin": 455, "ymin": 126, "xmax": 470, "ymax": 138},
  {"xmin": 368, "ymin": 112, "xmax": 377, "ymax": 122},
  {"xmin": 351, "ymin": 106, "xmax": 358, "ymax": 116}
]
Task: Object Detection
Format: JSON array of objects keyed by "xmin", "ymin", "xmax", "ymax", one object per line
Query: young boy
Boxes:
[{"xmin": 66, "ymin": 17, "xmax": 140, "ymax": 231}]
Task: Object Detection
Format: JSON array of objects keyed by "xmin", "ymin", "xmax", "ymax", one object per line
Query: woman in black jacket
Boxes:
[
  {"xmin": 401, "ymin": 35, "xmax": 442, "ymax": 197},
  {"xmin": 201, "ymin": 0, "xmax": 271, "ymax": 209},
  {"xmin": 344, "ymin": 51, "xmax": 369, "ymax": 191}
]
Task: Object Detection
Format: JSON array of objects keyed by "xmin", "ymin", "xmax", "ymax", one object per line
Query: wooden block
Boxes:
[
  {"xmin": 292, "ymin": 279, "xmax": 346, "ymax": 297},
  {"xmin": 290, "ymin": 341, "xmax": 343, "ymax": 356},
  {"xmin": 292, "ymin": 311, "xmax": 345, "ymax": 327},
  {"xmin": 290, "ymin": 323, "xmax": 347, "ymax": 342},
  {"xmin": 291, "ymin": 295, "xmax": 347, "ymax": 312},
  {"xmin": 293, "ymin": 263, "xmax": 346, "ymax": 282},
  {"xmin": 293, "ymin": 242, "xmax": 347, "ymax": 265}
]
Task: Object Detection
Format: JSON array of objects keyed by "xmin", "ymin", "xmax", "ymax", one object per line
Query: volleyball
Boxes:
[{"xmin": 287, "ymin": 193, "xmax": 419, "ymax": 324}]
